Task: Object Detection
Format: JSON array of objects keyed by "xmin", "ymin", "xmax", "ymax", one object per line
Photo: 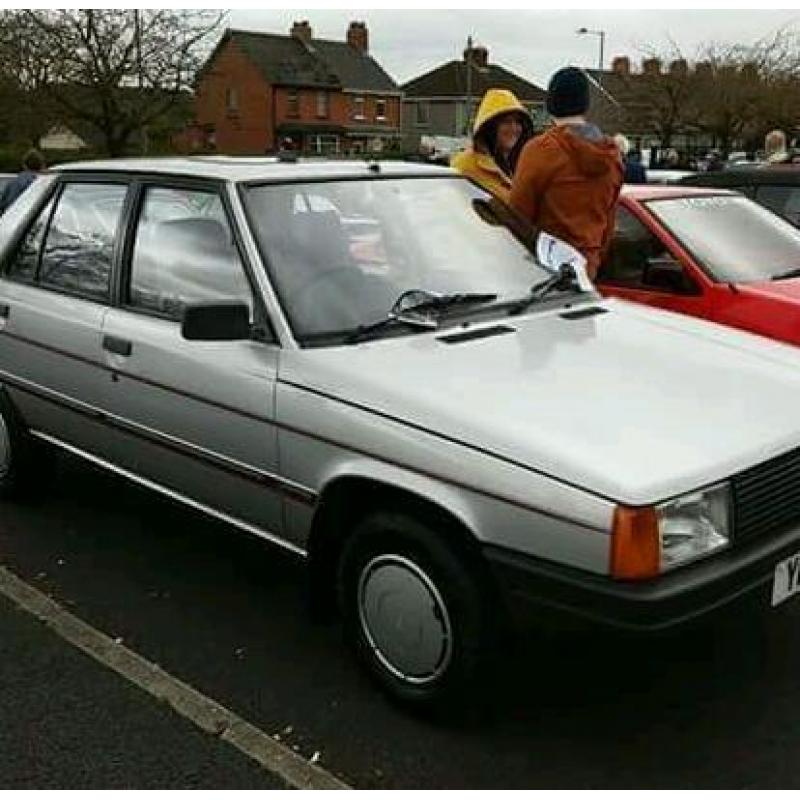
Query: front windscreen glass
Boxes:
[
  {"xmin": 645, "ymin": 194, "xmax": 800, "ymax": 283},
  {"xmin": 243, "ymin": 177, "xmax": 555, "ymax": 343}
]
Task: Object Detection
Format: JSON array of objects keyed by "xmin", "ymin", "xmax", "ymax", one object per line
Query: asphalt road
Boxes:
[{"xmin": 1, "ymin": 452, "xmax": 799, "ymax": 789}]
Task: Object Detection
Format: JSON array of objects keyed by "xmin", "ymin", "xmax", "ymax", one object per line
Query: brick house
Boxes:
[
  {"xmin": 401, "ymin": 44, "xmax": 547, "ymax": 153},
  {"xmin": 191, "ymin": 21, "xmax": 401, "ymax": 156}
]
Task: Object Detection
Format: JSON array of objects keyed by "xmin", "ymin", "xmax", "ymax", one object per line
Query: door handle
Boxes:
[
  {"xmin": 102, "ymin": 335, "xmax": 132, "ymax": 357},
  {"xmin": 0, "ymin": 303, "xmax": 10, "ymax": 319}
]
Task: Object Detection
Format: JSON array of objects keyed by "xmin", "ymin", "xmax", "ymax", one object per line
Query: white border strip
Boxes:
[{"xmin": 0, "ymin": 564, "xmax": 349, "ymax": 790}]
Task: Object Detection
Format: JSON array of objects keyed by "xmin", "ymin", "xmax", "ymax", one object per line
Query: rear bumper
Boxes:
[{"xmin": 484, "ymin": 520, "xmax": 800, "ymax": 633}]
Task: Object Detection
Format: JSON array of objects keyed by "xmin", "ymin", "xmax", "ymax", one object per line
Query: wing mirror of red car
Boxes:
[{"xmin": 643, "ymin": 256, "xmax": 699, "ymax": 295}]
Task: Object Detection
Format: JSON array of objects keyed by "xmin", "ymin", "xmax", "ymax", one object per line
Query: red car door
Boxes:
[{"xmin": 597, "ymin": 201, "xmax": 715, "ymax": 319}]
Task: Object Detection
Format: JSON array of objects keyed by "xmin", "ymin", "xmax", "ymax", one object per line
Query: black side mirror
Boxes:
[
  {"xmin": 181, "ymin": 301, "xmax": 251, "ymax": 341},
  {"xmin": 643, "ymin": 256, "xmax": 696, "ymax": 294}
]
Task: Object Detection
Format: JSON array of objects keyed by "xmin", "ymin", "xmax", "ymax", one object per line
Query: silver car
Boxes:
[{"xmin": 3, "ymin": 157, "xmax": 800, "ymax": 709}]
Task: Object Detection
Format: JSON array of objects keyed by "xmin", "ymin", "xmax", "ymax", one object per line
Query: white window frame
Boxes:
[{"xmin": 353, "ymin": 95, "xmax": 366, "ymax": 121}]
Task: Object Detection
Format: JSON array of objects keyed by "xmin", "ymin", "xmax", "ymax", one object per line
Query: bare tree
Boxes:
[{"xmin": 0, "ymin": 9, "xmax": 225, "ymax": 156}]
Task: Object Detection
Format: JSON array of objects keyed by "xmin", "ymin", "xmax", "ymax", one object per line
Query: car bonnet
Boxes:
[{"xmin": 279, "ymin": 299, "xmax": 800, "ymax": 506}]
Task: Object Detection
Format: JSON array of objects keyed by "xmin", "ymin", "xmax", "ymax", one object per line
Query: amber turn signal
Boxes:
[{"xmin": 610, "ymin": 505, "xmax": 660, "ymax": 580}]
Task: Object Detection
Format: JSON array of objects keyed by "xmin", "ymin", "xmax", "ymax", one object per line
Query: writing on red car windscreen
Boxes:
[{"xmin": 646, "ymin": 194, "xmax": 800, "ymax": 284}]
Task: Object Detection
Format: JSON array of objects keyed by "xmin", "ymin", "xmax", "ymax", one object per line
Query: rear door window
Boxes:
[{"xmin": 38, "ymin": 183, "xmax": 127, "ymax": 300}]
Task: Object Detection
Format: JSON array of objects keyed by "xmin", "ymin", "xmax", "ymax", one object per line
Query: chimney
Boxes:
[
  {"xmin": 347, "ymin": 21, "xmax": 368, "ymax": 53},
  {"xmin": 290, "ymin": 20, "xmax": 313, "ymax": 44},
  {"xmin": 464, "ymin": 44, "xmax": 489, "ymax": 68},
  {"xmin": 669, "ymin": 58, "xmax": 688, "ymax": 77},
  {"xmin": 611, "ymin": 56, "xmax": 630, "ymax": 76},
  {"xmin": 642, "ymin": 57, "xmax": 662, "ymax": 76}
]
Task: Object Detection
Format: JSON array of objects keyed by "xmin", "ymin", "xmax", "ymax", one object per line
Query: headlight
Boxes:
[
  {"xmin": 657, "ymin": 482, "xmax": 731, "ymax": 571},
  {"xmin": 611, "ymin": 482, "xmax": 731, "ymax": 580}
]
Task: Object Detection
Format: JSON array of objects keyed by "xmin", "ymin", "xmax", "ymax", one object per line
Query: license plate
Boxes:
[{"xmin": 772, "ymin": 552, "xmax": 800, "ymax": 607}]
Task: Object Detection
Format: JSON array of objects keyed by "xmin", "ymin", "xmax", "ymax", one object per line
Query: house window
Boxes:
[
  {"xmin": 376, "ymin": 98, "xmax": 387, "ymax": 121},
  {"xmin": 225, "ymin": 87, "xmax": 239, "ymax": 113},
  {"xmin": 415, "ymin": 101, "xmax": 430, "ymax": 127},
  {"xmin": 316, "ymin": 91, "xmax": 329, "ymax": 119},
  {"xmin": 353, "ymin": 95, "xmax": 365, "ymax": 120},
  {"xmin": 287, "ymin": 90, "xmax": 300, "ymax": 118},
  {"xmin": 308, "ymin": 134, "xmax": 339, "ymax": 156}
]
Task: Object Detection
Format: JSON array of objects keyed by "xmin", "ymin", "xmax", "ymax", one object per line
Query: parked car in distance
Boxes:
[
  {"xmin": 597, "ymin": 185, "xmax": 800, "ymax": 348},
  {"xmin": 646, "ymin": 169, "xmax": 695, "ymax": 185},
  {"xmin": 5, "ymin": 160, "xmax": 800, "ymax": 709},
  {"xmin": 681, "ymin": 165, "xmax": 800, "ymax": 228}
]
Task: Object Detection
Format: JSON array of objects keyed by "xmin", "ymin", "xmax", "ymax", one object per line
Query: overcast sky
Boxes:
[{"xmin": 230, "ymin": 9, "xmax": 800, "ymax": 87}]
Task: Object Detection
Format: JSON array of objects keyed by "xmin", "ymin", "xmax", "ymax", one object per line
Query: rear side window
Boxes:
[
  {"xmin": 755, "ymin": 185, "xmax": 800, "ymax": 227},
  {"xmin": 6, "ymin": 182, "xmax": 127, "ymax": 301},
  {"xmin": 6, "ymin": 196, "xmax": 56, "ymax": 282},
  {"xmin": 127, "ymin": 186, "xmax": 252, "ymax": 320}
]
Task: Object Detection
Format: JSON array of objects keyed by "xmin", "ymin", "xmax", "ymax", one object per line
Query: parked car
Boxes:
[
  {"xmin": 4, "ymin": 160, "xmax": 800, "ymax": 709},
  {"xmin": 680, "ymin": 165, "xmax": 800, "ymax": 227},
  {"xmin": 596, "ymin": 185, "xmax": 800, "ymax": 349},
  {"xmin": 646, "ymin": 169, "xmax": 695, "ymax": 185}
]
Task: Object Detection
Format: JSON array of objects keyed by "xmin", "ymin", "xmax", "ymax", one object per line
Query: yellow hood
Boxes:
[{"xmin": 472, "ymin": 89, "xmax": 530, "ymax": 137}]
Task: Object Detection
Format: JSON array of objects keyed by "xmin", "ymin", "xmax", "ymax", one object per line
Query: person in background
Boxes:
[
  {"xmin": 451, "ymin": 88, "xmax": 533, "ymax": 203},
  {"xmin": 705, "ymin": 150, "xmax": 724, "ymax": 172},
  {"xmin": 765, "ymin": 129, "xmax": 791, "ymax": 164},
  {"xmin": 613, "ymin": 133, "xmax": 646, "ymax": 184},
  {"xmin": 0, "ymin": 149, "xmax": 45, "ymax": 214},
  {"xmin": 510, "ymin": 67, "xmax": 622, "ymax": 279}
]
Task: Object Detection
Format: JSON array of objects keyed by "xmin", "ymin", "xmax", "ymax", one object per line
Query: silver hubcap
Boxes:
[
  {"xmin": 358, "ymin": 554, "xmax": 453, "ymax": 685},
  {"xmin": 0, "ymin": 415, "xmax": 9, "ymax": 478}
]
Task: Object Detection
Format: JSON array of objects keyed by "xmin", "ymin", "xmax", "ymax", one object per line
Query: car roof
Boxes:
[
  {"xmin": 621, "ymin": 184, "xmax": 737, "ymax": 201},
  {"xmin": 53, "ymin": 156, "xmax": 452, "ymax": 183}
]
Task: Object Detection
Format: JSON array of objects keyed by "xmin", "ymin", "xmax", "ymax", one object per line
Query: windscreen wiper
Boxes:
[
  {"xmin": 343, "ymin": 290, "xmax": 498, "ymax": 344},
  {"xmin": 507, "ymin": 264, "xmax": 581, "ymax": 315},
  {"xmin": 771, "ymin": 267, "xmax": 800, "ymax": 281}
]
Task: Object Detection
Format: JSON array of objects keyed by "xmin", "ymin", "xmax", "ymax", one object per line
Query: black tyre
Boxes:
[
  {"xmin": 337, "ymin": 509, "xmax": 497, "ymax": 710},
  {"xmin": 0, "ymin": 390, "xmax": 46, "ymax": 500}
]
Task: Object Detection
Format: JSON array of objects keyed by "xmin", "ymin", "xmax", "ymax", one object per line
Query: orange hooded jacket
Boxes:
[{"xmin": 510, "ymin": 125, "xmax": 623, "ymax": 278}]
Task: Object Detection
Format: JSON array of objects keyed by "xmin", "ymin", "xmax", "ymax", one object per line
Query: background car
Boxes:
[
  {"xmin": 596, "ymin": 184, "xmax": 800, "ymax": 347},
  {"xmin": 681, "ymin": 165, "xmax": 800, "ymax": 228},
  {"xmin": 646, "ymin": 169, "xmax": 695, "ymax": 185}
]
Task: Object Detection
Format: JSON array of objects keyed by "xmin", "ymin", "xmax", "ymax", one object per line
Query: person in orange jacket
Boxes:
[
  {"xmin": 451, "ymin": 88, "xmax": 534, "ymax": 203},
  {"xmin": 510, "ymin": 67, "xmax": 622, "ymax": 279}
]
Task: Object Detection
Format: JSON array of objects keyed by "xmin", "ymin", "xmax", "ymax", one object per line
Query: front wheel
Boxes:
[{"xmin": 337, "ymin": 510, "xmax": 497, "ymax": 710}]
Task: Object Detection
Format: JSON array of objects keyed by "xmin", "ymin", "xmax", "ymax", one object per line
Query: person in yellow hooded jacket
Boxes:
[{"xmin": 451, "ymin": 88, "xmax": 534, "ymax": 204}]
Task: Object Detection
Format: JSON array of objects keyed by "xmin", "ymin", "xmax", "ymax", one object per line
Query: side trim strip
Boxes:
[
  {"xmin": 0, "ymin": 364, "xmax": 606, "ymax": 534},
  {"xmin": 30, "ymin": 430, "xmax": 308, "ymax": 559},
  {"xmin": 0, "ymin": 368, "xmax": 316, "ymax": 506}
]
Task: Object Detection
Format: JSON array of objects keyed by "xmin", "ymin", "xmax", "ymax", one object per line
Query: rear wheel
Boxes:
[
  {"xmin": 338, "ymin": 509, "xmax": 497, "ymax": 710},
  {"xmin": 0, "ymin": 391, "xmax": 47, "ymax": 500}
]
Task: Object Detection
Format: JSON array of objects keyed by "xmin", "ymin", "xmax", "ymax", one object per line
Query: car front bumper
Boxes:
[{"xmin": 483, "ymin": 519, "xmax": 800, "ymax": 633}]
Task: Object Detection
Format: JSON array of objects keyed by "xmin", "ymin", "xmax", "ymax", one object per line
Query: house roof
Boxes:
[
  {"xmin": 213, "ymin": 29, "xmax": 398, "ymax": 93},
  {"xmin": 402, "ymin": 59, "xmax": 546, "ymax": 103}
]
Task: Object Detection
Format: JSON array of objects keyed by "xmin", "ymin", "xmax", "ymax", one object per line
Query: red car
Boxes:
[{"xmin": 596, "ymin": 185, "xmax": 800, "ymax": 346}]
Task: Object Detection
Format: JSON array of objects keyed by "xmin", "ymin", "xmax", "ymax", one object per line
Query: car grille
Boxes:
[{"xmin": 733, "ymin": 447, "xmax": 800, "ymax": 542}]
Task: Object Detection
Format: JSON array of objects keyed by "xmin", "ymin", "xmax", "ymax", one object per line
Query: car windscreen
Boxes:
[
  {"xmin": 645, "ymin": 194, "xmax": 800, "ymax": 283},
  {"xmin": 243, "ymin": 177, "xmax": 552, "ymax": 343}
]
